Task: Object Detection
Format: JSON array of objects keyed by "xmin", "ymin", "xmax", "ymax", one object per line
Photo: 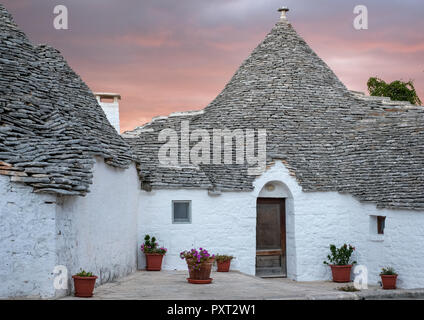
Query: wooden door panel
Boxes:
[
  {"xmin": 256, "ymin": 203, "xmax": 281, "ymax": 250},
  {"xmin": 256, "ymin": 255, "xmax": 281, "ymax": 268},
  {"xmin": 256, "ymin": 250, "xmax": 282, "ymax": 256}
]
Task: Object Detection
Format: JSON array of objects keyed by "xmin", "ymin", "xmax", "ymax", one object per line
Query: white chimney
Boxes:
[{"xmin": 94, "ymin": 92, "xmax": 121, "ymax": 133}]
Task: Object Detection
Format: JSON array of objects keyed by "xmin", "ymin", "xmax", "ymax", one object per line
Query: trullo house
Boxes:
[{"xmin": 0, "ymin": 4, "xmax": 140, "ymax": 298}]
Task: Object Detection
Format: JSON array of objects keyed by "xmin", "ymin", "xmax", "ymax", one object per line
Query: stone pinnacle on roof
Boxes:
[{"xmin": 278, "ymin": 6, "xmax": 289, "ymax": 21}]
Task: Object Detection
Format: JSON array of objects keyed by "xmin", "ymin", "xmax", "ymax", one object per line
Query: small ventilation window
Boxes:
[
  {"xmin": 377, "ymin": 216, "xmax": 386, "ymax": 235},
  {"xmin": 172, "ymin": 201, "xmax": 191, "ymax": 224},
  {"xmin": 369, "ymin": 215, "xmax": 386, "ymax": 239}
]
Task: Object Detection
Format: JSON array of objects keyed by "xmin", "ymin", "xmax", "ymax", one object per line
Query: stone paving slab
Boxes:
[{"xmin": 60, "ymin": 271, "xmax": 424, "ymax": 300}]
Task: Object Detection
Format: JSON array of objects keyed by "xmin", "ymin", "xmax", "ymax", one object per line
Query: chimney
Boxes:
[
  {"xmin": 278, "ymin": 7, "xmax": 289, "ymax": 21},
  {"xmin": 94, "ymin": 92, "xmax": 121, "ymax": 133}
]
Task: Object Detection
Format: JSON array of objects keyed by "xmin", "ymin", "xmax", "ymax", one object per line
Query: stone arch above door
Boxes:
[{"xmin": 258, "ymin": 180, "xmax": 293, "ymax": 199}]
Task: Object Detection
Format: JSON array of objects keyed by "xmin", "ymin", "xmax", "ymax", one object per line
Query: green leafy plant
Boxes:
[
  {"xmin": 323, "ymin": 244, "xmax": 357, "ymax": 266},
  {"xmin": 141, "ymin": 234, "xmax": 167, "ymax": 255},
  {"xmin": 75, "ymin": 269, "xmax": 94, "ymax": 277},
  {"xmin": 367, "ymin": 77, "xmax": 422, "ymax": 105},
  {"xmin": 215, "ymin": 254, "xmax": 234, "ymax": 263},
  {"xmin": 380, "ymin": 266, "xmax": 397, "ymax": 275}
]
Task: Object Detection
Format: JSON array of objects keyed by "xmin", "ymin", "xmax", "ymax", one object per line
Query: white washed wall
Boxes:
[
  {"xmin": 350, "ymin": 203, "xmax": 424, "ymax": 289},
  {"xmin": 56, "ymin": 157, "xmax": 140, "ymax": 296},
  {"xmin": 0, "ymin": 175, "xmax": 57, "ymax": 298},
  {"xmin": 139, "ymin": 161, "xmax": 424, "ymax": 289},
  {"xmin": 1, "ymin": 157, "xmax": 140, "ymax": 298},
  {"xmin": 138, "ymin": 188, "xmax": 258, "ymax": 275},
  {"xmin": 137, "ymin": 161, "xmax": 299, "ymax": 277}
]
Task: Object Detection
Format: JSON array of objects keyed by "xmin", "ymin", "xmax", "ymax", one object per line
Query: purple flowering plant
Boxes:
[
  {"xmin": 180, "ymin": 248, "xmax": 215, "ymax": 271},
  {"xmin": 141, "ymin": 234, "xmax": 167, "ymax": 255}
]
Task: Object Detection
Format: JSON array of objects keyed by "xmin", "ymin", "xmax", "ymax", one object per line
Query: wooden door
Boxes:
[{"xmin": 256, "ymin": 198, "xmax": 286, "ymax": 277}]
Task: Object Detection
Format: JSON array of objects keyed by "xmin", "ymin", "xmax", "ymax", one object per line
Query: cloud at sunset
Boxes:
[{"xmin": 2, "ymin": 0, "xmax": 423, "ymax": 132}]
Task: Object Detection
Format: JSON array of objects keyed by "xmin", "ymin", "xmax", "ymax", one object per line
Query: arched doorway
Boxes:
[{"xmin": 256, "ymin": 181, "xmax": 291, "ymax": 278}]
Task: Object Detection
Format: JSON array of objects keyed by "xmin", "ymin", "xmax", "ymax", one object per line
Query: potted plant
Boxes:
[
  {"xmin": 72, "ymin": 269, "xmax": 98, "ymax": 298},
  {"xmin": 215, "ymin": 255, "xmax": 234, "ymax": 272},
  {"xmin": 141, "ymin": 234, "xmax": 167, "ymax": 271},
  {"xmin": 380, "ymin": 266, "xmax": 398, "ymax": 290},
  {"xmin": 323, "ymin": 244, "xmax": 357, "ymax": 283},
  {"xmin": 180, "ymin": 248, "xmax": 215, "ymax": 284}
]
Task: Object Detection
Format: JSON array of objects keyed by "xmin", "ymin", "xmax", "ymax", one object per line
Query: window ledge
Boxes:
[{"xmin": 368, "ymin": 235, "xmax": 384, "ymax": 242}]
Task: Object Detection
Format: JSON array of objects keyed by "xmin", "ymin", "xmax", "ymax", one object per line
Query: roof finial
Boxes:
[{"xmin": 278, "ymin": 7, "xmax": 289, "ymax": 21}]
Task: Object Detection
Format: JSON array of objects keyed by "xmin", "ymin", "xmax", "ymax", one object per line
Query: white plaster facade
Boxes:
[
  {"xmin": 0, "ymin": 175, "xmax": 57, "ymax": 298},
  {"xmin": 138, "ymin": 188, "xmax": 258, "ymax": 276},
  {"xmin": 2, "ymin": 156, "xmax": 424, "ymax": 298},
  {"xmin": 55, "ymin": 157, "xmax": 140, "ymax": 296},
  {"xmin": 0, "ymin": 157, "xmax": 140, "ymax": 298},
  {"xmin": 138, "ymin": 160, "xmax": 424, "ymax": 289}
]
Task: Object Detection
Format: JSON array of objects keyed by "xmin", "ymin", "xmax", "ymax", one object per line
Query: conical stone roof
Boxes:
[
  {"xmin": 124, "ymin": 12, "xmax": 424, "ymax": 210},
  {"xmin": 126, "ymin": 12, "xmax": 423, "ymax": 210},
  {"xmin": 0, "ymin": 4, "xmax": 135, "ymax": 196}
]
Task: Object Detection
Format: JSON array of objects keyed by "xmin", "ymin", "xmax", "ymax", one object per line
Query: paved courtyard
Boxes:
[{"xmin": 61, "ymin": 271, "xmax": 424, "ymax": 300}]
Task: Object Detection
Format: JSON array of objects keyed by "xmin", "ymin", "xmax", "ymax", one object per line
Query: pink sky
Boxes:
[{"xmin": 3, "ymin": 0, "xmax": 423, "ymax": 133}]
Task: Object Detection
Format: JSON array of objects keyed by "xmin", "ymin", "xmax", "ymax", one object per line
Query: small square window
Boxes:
[
  {"xmin": 172, "ymin": 201, "xmax": 191, "ymax": 224},
  {"xmin": 377, "ymin": 216, "xmax": 386, "ymax": 234}
]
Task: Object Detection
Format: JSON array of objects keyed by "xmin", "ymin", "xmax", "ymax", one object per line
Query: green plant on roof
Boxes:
[{"xmin": 367, "ymin": 77, "xmax": 422, "ymax": 105}]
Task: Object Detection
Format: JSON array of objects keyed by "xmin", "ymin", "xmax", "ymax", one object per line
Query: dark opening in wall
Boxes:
[{"xmin": 377, "ymin": 216, "xmax": 386, "ymax": 234}]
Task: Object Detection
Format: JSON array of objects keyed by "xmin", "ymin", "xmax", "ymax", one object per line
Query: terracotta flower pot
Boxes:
[
  {"xmin": 381, "ymin": 275, "xmax": 397, "ymax": 290},
  {"xmin": 217, "ymin": 260, "xmax": 232, "ymax": 272},
  {"xmin": 145, "ymin": 253, "xmax": 164, "ymax": 271},
  {"xmin": 187, "ymin": 258, "xmax": 214, "ymax": 281},
  {"xmin": 72, "ymin": 275, "xmax": 97, "ymax": 298},
  {"xmin": 330, "ymin": 265, "xmax": 352, "ymax": 283}
]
